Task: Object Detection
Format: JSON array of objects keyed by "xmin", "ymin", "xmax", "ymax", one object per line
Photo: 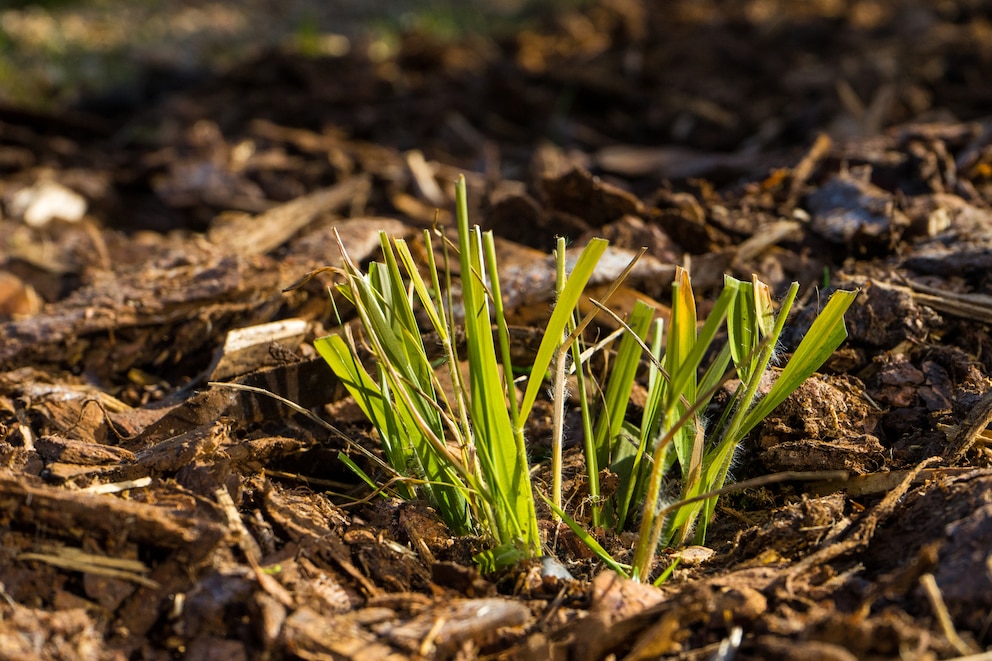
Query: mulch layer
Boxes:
[{"xmin": 1, "ymin": 1, "xmax": 992, "ymax": 659}]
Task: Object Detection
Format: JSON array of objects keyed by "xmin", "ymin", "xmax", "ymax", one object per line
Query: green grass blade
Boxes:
[
  {"xmin": 455, "ymin": 176, "xmax": 539, "ymax": 554},
  {"xmin": 395, "ymin": 238, "xmax": 446, "ymax": 337},
  {"xmin": 518, "ymin": 237, "xmax": 609, "ymax": 423},
  {"xmin": 621, "ymin": 318, "xmax": 668, "ymax": 531},
  {"xmin": 653, "ymin": 557, "xmax": 680, "ymax": 586},
  {"xmin": 540, "ymin": 493, "xmax": 631, "ymax": 576},
  {"xmin": 726, "ymin": 275, "xmax": 775, "ymax": 384},
  {"xmin": 638, "ymin": 318, "xmax": 666, "ymax": 455},
  {"xmin": 666, "ymin": 281, "xmax": 737, "ymax": 410},
  {"xmin": 594, "ymin": 300, "xmax": 655, "ymax": 468},
  {"xmin": 336, "ymin": 451, "xmax": 382, "ymax": 494},
  {"xmin": 595, "ymin": 300, "xmax": 655, "ymax": 529},
  {"xmin": 677, "ymin": 282, "xmax": 801, "ymax": 543},
  {"xmin": 315, "ymin": 334, "xmax": 414, "ymax": 498},
  {"xmin": 726, "ymin": 275, "xmax": 757, "ymax": 381},
  {"xmin": 697, "ymin": 343, "xmax": 733, "ymax": 411},
  {"xmin": 665, "ymin": 266, "xmax": 698, "ymax": 404},
  {"xmin": 665, "ymin": 267, "xmax": 702, "ymax": 487},
  {"xmin": 473, "ymin": 545, "xmax": 528, "ymax": 574},
  {"xmin": 739, "ymin": 288, "xmax": 858, "ymax": 436},
  {"xmin": 484, "ymin": 233, "xmax": 522, "ymax": 430},
  {"xmin": 375, "ymin": 237, "xmax": 437, "ymax": 392},
  {"xmin": 318, "ymin": 244, "xmax": 475, "ymax": 534}
]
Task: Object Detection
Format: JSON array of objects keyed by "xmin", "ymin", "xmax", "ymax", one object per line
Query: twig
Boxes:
[
  {"xmin": 784, "ymin": 456, "xmax": 940, "ymax": 593},
  {"xmin": 920, "ymin": 573, "xmax": 979, "ymax": 656},
  {"xmin": 944, "ymin": 386, "xmax": 992, "ymax": 463}
]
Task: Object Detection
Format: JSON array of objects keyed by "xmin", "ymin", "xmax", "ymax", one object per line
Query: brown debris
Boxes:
[
  {"xmin": 0, "ymin": 470, "xmax": 225, "ymax": 561},
  {"xmin": 0, "ymin": 0, "xmax": 992, "ymax": 657}
]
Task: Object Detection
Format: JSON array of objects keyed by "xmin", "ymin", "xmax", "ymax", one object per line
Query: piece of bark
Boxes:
[
  {"xmin": 133, "ymin": 357, "xmax": 340, "ymax": 443},
  {"xmin": 208, "ymin": 318, "xmax": 309, "ymax": 381},
  {"xmin": 34, "ymin": 435, "xmax": 136, "ymax": 465},
  {"xmin": 207, "ymin": 176, "xmax": 370, "ymax": 255},
  {"xmin": 282, "ymin": 607, "xmax": 407, "ymax": 661},
  {"xmin": 379, "ymin": 597, "xmax": 531, "ymax": 656},
  {"xmin": 0, "ymin": 470, "xmax": 224, "ymax": 561},
  {"xmin": 0, "ymin": 253, "xmax": 282, "ymax": 372}
]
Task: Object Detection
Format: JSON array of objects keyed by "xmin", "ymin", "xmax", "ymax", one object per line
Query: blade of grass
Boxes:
[
  {"xmin": 617, "ymin": 317, "xmax": 666, "ymax": 532},
  {"xmin": 518, "ymin": 237, "xmax": 609, "ymax": 423},
  {"xmin": 630, "ymin": 360, "xmax": 742, "ymax": 580},
  {"xmin": 571, "ymin": 313, "xmax": 601, "ymax": 526},
  {"xmin": 665, "ymin": 267, "xmax": 702, "ymax": 492},
  {"xmin": 321, "ymin": 233, "xmax": 476, "ymax": 533},
  {"xmin": 739, "ymin": 288, "xmax": 858, "ymax": 436},
  {"xmin": 454, "ymin": 176, "xmax": 539, "ymax": 554},
  {"xmin": 593, "ymin": 299, "xmax": 655, "ymax": 469},
  {"xmin": 540, "ymin": 493, "xmax": 632, "ymax": 576},
  {"xmin": 671, "ymin": 282, "xmax": 801, "ymax": 544},
  {"xmin": 593, "ymin": 300, "xmax": 654, "ymax": 529},
  {"xmin": 315, "ymin": 333, "xmax": 413, "ymax": 495},
  {"xmin": 336, "ymin": 451, "xmax": 381, "ymax": 494}
]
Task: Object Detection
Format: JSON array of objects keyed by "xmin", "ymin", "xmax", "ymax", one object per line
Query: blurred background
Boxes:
[{"xmin": 0, "ymin": 0, "xmax": 587, "ymax": 109}]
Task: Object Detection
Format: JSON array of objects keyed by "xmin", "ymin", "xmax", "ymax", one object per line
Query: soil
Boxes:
[{"xmin": 2, "ymin": 1, "xmax": 992, "ymax": 659}]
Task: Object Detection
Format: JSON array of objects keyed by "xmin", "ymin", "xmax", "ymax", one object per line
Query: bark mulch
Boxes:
[{"xmin": 1, "ymin": 1, "xmax": 992, "ymax": 658}]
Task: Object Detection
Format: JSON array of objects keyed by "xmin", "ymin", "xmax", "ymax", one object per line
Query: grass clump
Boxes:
[
  {"xmin": 589, "ymin": 271, "xmax": 855, "ymax": 581},
  {"xmin": 316, "ymin": 175, "xmax": 609, "ymax": 569},
  {"xmin": 316, "ymin": 174, "xmax": 856, "ymax": 579}
]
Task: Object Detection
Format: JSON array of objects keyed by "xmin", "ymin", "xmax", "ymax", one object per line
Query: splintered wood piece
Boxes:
[
  {"xmin": 34, "ymin": 434, "xmax": 136, "ymax": 465},
  {"xmin": 0, "ymin": 470, "xmax": 224, "ymax": 560},
  {"xmin": 129, "ymin": 357, "xmax": 340, "ymax": 443},
  {"xmin": 283, "ymin": 607, "xmax": 408, "ymax": 661},
  {"xmin": 207, "ymin": 176, "xmax": 370, "ymax": 255},
  {"xmin": 405, "ymin": 149, "xmax": 446, "ymax": 207},
  {"xmin": 378, "ymin": 598, "xmax": 531, "ymax": 656},
  {"xmin": 905, "ymin": 278, "xmax": 992, "ymax": 325},
  {"xmin": 787, "ymin": 132, "xmax": 832, "ymax": 201},
  {"xmin": 209, "ymin": 317, "xmax": 309, "ymax": 381},
  {"xmin": 0, "ymin": 252, "xmax": 283, "ymax": 372},
  {"xmin": 129, "ymin": 420, "xmax": 229, "ymax": 471}
]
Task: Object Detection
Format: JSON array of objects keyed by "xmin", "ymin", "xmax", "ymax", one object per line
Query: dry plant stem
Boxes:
[
  {"xmin": 548, "ymin": 245, "xmax": 645, "ymax": 517},
  {"xmin": 920, "ymin": 573, "xmax": 979, "ymax": 656},
  {"xmin": 905, "ymin": 277, "xmax": 992, "ymax": 325},
  {"xmin": 208, "ymin": 380, "xmax": 395, "ymax": 476},
  {"xmin": 947, "ymin": 653, "xmax": 992, "ymax": 661},
  {"xmin": 560, "ymin": 247, "xmax": 647, "ymax": 359},
  {"xmin": 784, "ymin": 456, "xmax": 941, "ymax": 594},
  {"xmin": 551, "ymin": 237, "xmax": 568, "ymax": 518},
  {"xmin": 944, "ymin": 386, "xmax": 992, "ymax": 463},
  {"xmin": 630, "ymin": 379, "xmax": 729, "ymax": 580},
  {"xmin": 16, "ymin": 547, "xmax": 158, "ymax": 589},
  {"xmin": 655, "ymin": 470, "xmax": 848, "ymax": 517},
  {"xmin": 626, "ymin": 470, "xmax": 847, "ymax": 582}
]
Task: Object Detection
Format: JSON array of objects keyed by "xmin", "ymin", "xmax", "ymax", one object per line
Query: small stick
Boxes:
[
  {"xmin": 920, "ymin": 573, "xmax": 978, "ymax": 656},
  {"xmin": 944, "ymin": 387, "xmax": 992, "ymax": 463}
]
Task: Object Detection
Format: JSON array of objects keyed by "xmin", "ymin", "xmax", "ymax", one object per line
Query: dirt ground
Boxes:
[{"xmin": 2, "ymin": 0, "xmax": 992, "ymax": 659}]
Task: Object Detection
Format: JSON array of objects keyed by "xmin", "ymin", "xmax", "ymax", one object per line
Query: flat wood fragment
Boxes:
[
  {"xmin": 207, "ymin": 176, "xmax": 371, "ymax": 255},
  {"xmin": 209, "ymin": 317, "xmax": 309, "ymax": 380},
  {"xmin": 0, "ymin": 470, "xmax": 224, "ymax": 560}
]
